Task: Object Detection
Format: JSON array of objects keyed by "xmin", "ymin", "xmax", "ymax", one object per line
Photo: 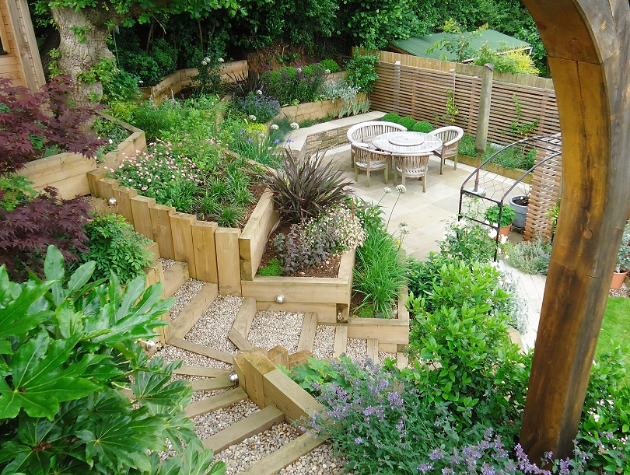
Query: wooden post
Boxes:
[
  {"xmin": 192, "ymin": 221, "xmax": 219, "ymax": 283},
  {"xmin": 519, "ymin": 0, "xmax": 630, "ymax": 463},
  {"xmin": 112, "ymin": 185, "xmax": 137, "ymax": 226},
  {"xmin": 215, "ymin": 227, "xmax": 242, "ymax": 296},
  {"xmin": 130, "ymin": 196, "xmax": 156, "ymax": 240},
  {"xmin": 149, "ymin": 204, "xmax": 176, "ymax": 260},
  {"xmin": 170, "ymin": 213, "xmax": 197, "ymax": 279}
]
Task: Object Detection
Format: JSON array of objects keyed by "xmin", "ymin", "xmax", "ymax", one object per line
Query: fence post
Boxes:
[
  {"xmin": 471, "ymin": 63, "xmax": 494, "ymax": 193},
  {"xmin": 394, "ymin": 60, "xmax": 401, "ymax": 114}
]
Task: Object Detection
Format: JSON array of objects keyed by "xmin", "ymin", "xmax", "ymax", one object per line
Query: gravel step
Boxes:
[
  {"xmin": 203, "ymin": 405, "xmax": 285, "ymax": 454},
  {"xmin": 185, "ymin": 387, "xmax": 247, "ymax": 418},
  {"xmin": 238, "ymin": 434, "xmax": 326, "ymax": 475},
  {"xmin": 170, "ymin": 283, "xmax": 219, "ymax": 338},
  {"xmin": 168, "ymin": 336, "xmax": 234, "ymax": 364}
]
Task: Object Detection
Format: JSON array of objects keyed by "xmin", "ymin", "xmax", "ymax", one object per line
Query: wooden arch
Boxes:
[{"xmin": 519, "ymin": 0, "xmax": 630, "ymax": 463}]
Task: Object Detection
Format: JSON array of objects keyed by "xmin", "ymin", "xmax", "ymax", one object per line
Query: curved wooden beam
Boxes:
[{"xmin": 519, "ymin": 0, "xmax": 630, "ymax": 462}]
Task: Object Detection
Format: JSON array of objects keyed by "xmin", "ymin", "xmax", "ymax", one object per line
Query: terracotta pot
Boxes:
[
  {"xmin": 499, "ymin": 224, "xmax": 511, "ymax": 237},
  {"xmin": 611, "ymin": 271, "xmax": 628, "ymax": 290}
]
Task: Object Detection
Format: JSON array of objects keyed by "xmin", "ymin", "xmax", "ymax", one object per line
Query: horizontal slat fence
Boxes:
[{"xmin": 370, "ymin": 51, "xmax": 560, "ymax": 146}]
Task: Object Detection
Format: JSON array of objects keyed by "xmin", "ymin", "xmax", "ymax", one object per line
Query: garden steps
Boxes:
[
  {"xmin": 174, "ymin": 365, "xmax": 231, "ymax": 378},
  {"xmin": 237, "ymin": 434, "xmax": 326, "ymax": 475},
  {"xmin": 228, "ymin": 297, "xmax": 257, "ymax": 351},
  {"xmin": 163, "ymin": 261, "xmax": 190, "ymax": 298},
  {"xmin": 366, "ymin": 338, "xmax": 379, "ymax": 363},
  {"xmin": 168, "ymin": 336, "xmax": 234, "ymax": 364},
  {"xmin": 191, "ymin": 375, "xmax": 235, "ymax": 392},
  {"xmin": 185, "ymin": 387, "xmax": 247, "ymax": 418},
  {"xmin": 333, "ymin": 324, "xmax": 348, "ymax": 358},
  {"xmin": 202, "ymin": 404, "xmax": 285, "ymax": 454},
  {"xmin": 297, "ymin": 312, "xmax": 317, "ymax": 353},
  {"xmin": 169, "ymin": 283, "xmax": 219, "ymax": 339}
]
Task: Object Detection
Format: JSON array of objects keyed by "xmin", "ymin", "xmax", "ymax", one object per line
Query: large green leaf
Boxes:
[
  {"xmin": 152, "ymin": 444, "xmax": 227, "ymax": 475},
  {"xmin": 0, "ymin": 332, "xmax": 98, "ymax": 419},
  {"xmin": 0, "ymin": 267, "xmax": 53, "ymax": 339}
]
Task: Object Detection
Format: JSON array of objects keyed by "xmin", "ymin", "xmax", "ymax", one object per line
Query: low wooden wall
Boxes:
[
  {"xmin": 347, "ymin": 287, "xmax": 410, "ymax": 353},
  {"xmin": 19, "ymin": 114, "xmax": 146, "ymax": 199},
  {"xmin": 139, "ymin": 60, "xmax": 249, "ymax": 102},
  {"xmin": 240, "ymin": 190, "xmax": 279, "ymax": 281},
  {"xmin": 242, "ymin": 251, "xmax": 355, "ymax": 323},
  {"xmin": 87, "ymin": 170, "xmax": 228, "ymax": 290},
  {"xmin": 276, "ymin": 93, "xmax": 367, "ymax": 123}
]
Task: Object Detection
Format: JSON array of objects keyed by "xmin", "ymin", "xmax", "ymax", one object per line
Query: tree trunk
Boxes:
[{"xmin": 51, "ymin": 6, "xmax": 114, "ymax": 108}]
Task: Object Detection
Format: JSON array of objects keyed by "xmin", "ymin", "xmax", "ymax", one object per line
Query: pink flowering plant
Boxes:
[{"xmin": 108, "ymin": 135, "xmax": 261, "ymax": 226}]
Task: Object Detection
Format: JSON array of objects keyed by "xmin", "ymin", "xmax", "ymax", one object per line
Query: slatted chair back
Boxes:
[
  {"xmin": 393, "ymin": 153, "xmax": 431, "ymax": 191},
  {"xmin": 353, "ymin": 144, "xmax": 392, "ymax": 187},
  {"xmin": 429, "ymin": 126, "xmax": 464, "ymax": 174},
  {"xmin": 347, "ymin": 121, "xmax": 407, "ymax": 167}
]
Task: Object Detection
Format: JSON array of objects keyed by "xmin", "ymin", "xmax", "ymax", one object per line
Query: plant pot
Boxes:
[
  {"xmin": 509, "ymin": 195, "xmax": 529, "ymax": 228},
  {"xmin": 611, "ymin": 271, "xmax": 628, "ymax": 290},
  {"xmin": 499, "ymin": 224, "xmax": 511, "ymax": 237}
]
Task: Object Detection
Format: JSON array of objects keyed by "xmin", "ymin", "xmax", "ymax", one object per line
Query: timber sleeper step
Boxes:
[
  {"xmin": 163, "ymin": 261, "xmax": 189, "ymax": 298},
  {"xmin": 173, "ymin": 365, "xmax": 231, "ymax": 378},
  {"xmin": 185, "ymin": 387, "xmax": 247, "ymax": 418},
  {"xmin": 191, "ymin": 376, "xmax": 235, "ymax": 392},
  {"xmin": 203, "ymin": 405, "xmax": 285, "ymax": 454},
  {"xmin": 297, "ymin": 312, "xmax": 317, "ymax": 353},
  {"xmin": 168, "ymin": 336, "xmax": 234, "ymax": 364},
  {"xmin": 333, "ymin": 324, "xmax": 348, "ymax": 358},
  {"xmin": 170, "ymin": 283, "xmax": 219, "ymax": 339}
]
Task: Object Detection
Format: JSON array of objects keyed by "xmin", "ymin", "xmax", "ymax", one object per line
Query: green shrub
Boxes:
[
  {"xmin": 485, "ymin": 204, "xmax": 516, "ymax": 227},
  {"xmin": 381, "ymin": 112, "xmax": 401, "ymax": 124},
  {"xmin": 345, "ymin": 51, "xmax": 379, "ymax": 94},
  {"xmin": 230, "ymin": 92, "xmax": 281, "ymax": 123},
  {"xmin": 81, "ymin": 214, "xmax": 153, "ymax": 283},
  {"xmin": 398, "ymin": 116, "xmax": 416, "ymax": 129},
  {"xmin": 503, "ymin": 238, "xmax": 552, "ymax": 275},
  {"xmin": 439, "ymin": 216, "xmax": 497, "ymax": 263},
  {"xmin": 0, "ymin": 246, "xmax": 226, "ymax": 475},
  {"xmin": 262, "ymin": 150, "xmax": 353, "ymax": 224},
  {"xmin": 0, "ymin": 174, "xmax": 37, "ymax": 212},
  {"xmin": 261, "ymin": 64, "xmax": 327, "ymax": 105},
  {"xmin": 410, "ymin": 120, "xmax": 434, "ymax": 133},
  {"xmin": 319, "ymin": 58, "xmax": 341, "ymax": 73}
]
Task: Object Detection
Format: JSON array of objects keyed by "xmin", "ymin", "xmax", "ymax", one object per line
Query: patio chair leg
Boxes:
[
  {"xmin": 384, "ymin": 167, "xmax": 389, "ymax": 184},
  {"xmin": 454, "ymin": 154, "xmax": 458, "ymax": 170},
  {"xmin": 440, "ymin": 156, "xmax": 444, "ymax": 175},
  {"xmin": 422, "ymin": 175, "xmax": 426, "ymax": 193},
  {"xmin": 354, "ymin": 165, "xmax": 358, "ymax": 183},
  {"xmin": 367, "ymin": 170, "xmax": 371, "ymax": 187}
]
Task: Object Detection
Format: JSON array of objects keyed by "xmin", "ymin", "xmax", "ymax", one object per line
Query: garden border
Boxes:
[{"xmin": 19, "ymin": 112, "xmax": 146, "ymax": 199}]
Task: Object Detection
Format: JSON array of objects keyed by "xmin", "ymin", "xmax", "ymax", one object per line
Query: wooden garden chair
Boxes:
[
  {"xmin": 429, "ymin": 126, "xmax": 464, "ymax": 174},
  {"xmin": 393, "ymin": 153, "xmax": 431, "ymax": 191},
  {"xmin": 353, "ymin": 143, "xmax": 392, "ymax": 186}
]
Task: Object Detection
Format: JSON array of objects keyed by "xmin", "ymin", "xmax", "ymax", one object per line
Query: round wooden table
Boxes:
[{"xmin": 372, "ymin": 131, "xmax": 443, "ymax": 154}]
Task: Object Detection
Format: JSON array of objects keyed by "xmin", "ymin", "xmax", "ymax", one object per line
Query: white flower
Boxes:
[
  {"xmin": 256, "ymin": 89, "xmax": 263, "ymax": 95},
  {"xmin": 259, "ymin": 133, "xmax": 265, "ymax": 139},
  {"xmin": 201, "ymin": 60, "xmax": 207, "ymax": 66},
  {"xmin": 290, "ymin": 122, "xmax": 300, "ymax": 130},
  {"xmin": 218, "ymin": 57, "xmax": 224, "ymax": 63},
  {"xmin": 488, "ymin": 229, "xmax": 498, "ymax": 239},
  {"xmin": 400, "ymin": 225, "xmax": 411, "ymax": 235},
  {"xmin": 499, "ymin": 234, "xmax": 508, "ymax": 244},
  {"xmin": 396, "ymin": 184, "xmax": 407, "ymax": 194},
  {"xmin": 248, "ymin": 115, "xmax": 257, "ymax": 121},
  {"xmin": 270, "ymin": 124, "xmax": 279, "ymax": 130},
  {"xmin": 296, "ymin": 67, "xmax": 302, "ymax": 73},
  {"xmin": 384, "ymin": 187, "xmax": 392, "ymax": 194},
  {"xmin": 324, "ymin": 69, "xmax": 331, "ymax": 74},
  {"xmin": 108, "ymin": 139, "xmax": 113, "ymax": 144},
  {"xmin": 138, "ymin": 80, "xmax": 143, "ymax": 84}
]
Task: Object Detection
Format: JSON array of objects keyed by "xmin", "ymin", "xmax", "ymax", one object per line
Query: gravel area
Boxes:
[
  {"xmin": 609, "ymin": 283, "xmax": 629, "ymax": 298},
  {"xmin": 156, "ymin": 343, "xmax": 232, "ymax": 370},
  {"xmin": 192, "ymin": 399, "xmax": 259, "ymax": 440},
  {"xmin": 280, "ymin": 443, "xmax": 349, "ymax": 475},
  {"xmin": 184, "ymin": 295, "xmax": 241, "ymax": 354},
  {"xmin": 158, "ymin": 258, "xmax": 176, "ymax": 271},
  {"xmin": 248, "ymin": 311, "xmax": 304, "ymax": 352},
  {"xmin": 215, "ymin": 422, "xmax": 301, "ymax": 474},
  {"xmin": 169, "ymin": 279, "xmax": 204, "ymax": 321},
  {"xmin": 345, "ymin": 338, "xmax": 368, "ymax": 362},
  {"xmin": 312, "ymin": 325, "xmax": 335, "ymax": 360}
]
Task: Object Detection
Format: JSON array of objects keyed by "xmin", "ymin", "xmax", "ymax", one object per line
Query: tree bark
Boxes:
[{"xmin": 51, "ymin": 5, "xmax": 114, "ymax": 107}]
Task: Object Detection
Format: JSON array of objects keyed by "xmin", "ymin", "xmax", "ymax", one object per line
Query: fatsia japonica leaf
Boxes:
[
  {"xmin": 0, "ymin": 266, "xmax": 54, "ymax": 339},
  {"xmin": 75, "ymin": 412, "xmax": 166, "ymax": 473},
  {"xmin": 131, "ymin": 358, "xmax": 191, "ymax": 410},
  {"xmin": 150, "ymin": 444, "xmax": 227, "ymax": 475},
  {"xmin": 0, "ymin": 332, "xmax": 99, "ymax": 419}
]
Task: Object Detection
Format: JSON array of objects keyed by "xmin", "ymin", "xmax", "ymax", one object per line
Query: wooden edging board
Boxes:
[{"xmin": 241, "ymin": 250, "xmax": 355, "ymax": 323}]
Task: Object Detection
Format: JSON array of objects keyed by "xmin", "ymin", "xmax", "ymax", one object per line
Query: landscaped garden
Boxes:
[{"xmin": 2, "ymin": 0, "xmax": 630, "ymax": 473}]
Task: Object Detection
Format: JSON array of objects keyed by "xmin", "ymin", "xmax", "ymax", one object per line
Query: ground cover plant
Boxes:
[
  {"xmin": 0, "ymin": 246, "xmax": 226, "ymax": 475},
  {"xmin": 503, "ymin": 237, "xmax": 552, "ymax": 275}
]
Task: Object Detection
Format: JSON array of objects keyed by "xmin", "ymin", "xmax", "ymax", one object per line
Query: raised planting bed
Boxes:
[
  {"xmin": 276, "ymin": 92, "xmax": 368, "ymax": 124},
  {"xmin": 241, "ymin": 251, "xmax": 355, "ymax": 324},
  {"xmin": 19, "ymin": 113, "xmax": 146, "ymax": 199},
  {"xmin": 138, "ymin": 61, "xmax": 249, "ymax": 102},
  {"xmin": 346, "ymin": 287, "xmax": 410, "ymax": 353},
  {"xmin": 458, "ymin": 154, "xmax": 533, "ymax": 185}
]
